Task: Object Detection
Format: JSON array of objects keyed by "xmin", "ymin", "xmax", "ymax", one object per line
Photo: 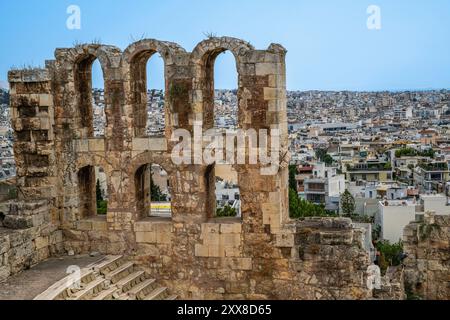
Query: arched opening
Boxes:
[
  {"xmin": 203, "ymin": 50, "xmax": 241, "ymax": 219},
  {"xmin": 134, "ymin": 163, "xmax": 172, "ymax": 219},
  {"xmin": 78, "ymin": 165, "xmax": 108, "ymax": 219},
  {"xmin": 130, "ymin": 51, "xmax": 166, "ymax": 138},
  {"xmin": 74, "ymin": 57, "xmax": 106, "ymax": 138},
  {"xmin": 146, "ymin": 55, "xmax": 165, "ymax": 137},
  {"xmin": 214, "ymin": 51, "xmax": 238, "ymax": 130}
]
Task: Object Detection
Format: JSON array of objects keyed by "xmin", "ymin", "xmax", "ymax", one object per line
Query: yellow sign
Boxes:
[{"xmin": 150, "ymin": 203, "xmax": 171, "ymax": 210}]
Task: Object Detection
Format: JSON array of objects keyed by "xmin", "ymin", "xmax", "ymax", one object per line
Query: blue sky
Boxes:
[{"xmin": 0, "ymin": 0, "xmax": 449, "ymax": 91}]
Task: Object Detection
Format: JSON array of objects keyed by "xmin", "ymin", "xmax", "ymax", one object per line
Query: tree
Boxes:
[
  {"xmin": 216, "ymin": 205, "xmax": 237, "ymax": 217},
  {"xmin": 289, "ymin": 165, "xmax": 297, "ymax": 191},
  {"xmin": 419, "ymin": 149, "xmax": 435, "ymax": 158},
  {"xmin": 150, "ymin": 176, "xmax": 167, "ymax": 202},
  {"xmin": 315, "ymin": 148, "xmax": 333, "ymax": 165},
  {"xmin": 375, "ymin": 240, "xmax": 404, "ymax": 274},
  {"xmin": 395, "ymin": 147, "xmax": 417, "ymax": 158},
  {"xmin": 341, "ymin": 190, "xmax": 355, "ymax": 215},
  {"xmin": 96, "ymin": 179, "xmax": 107, "ymax": 215},
  {"xmin": 96, "ymin": 179, "xmax": 103, "ymax": 202},
  {"xmin": 289, "ymin": 188, "xmax": 337, "ymax": 218},
  {"xmin": 395, "ymin": 147, "xmax": 435, "ymax": 159}
]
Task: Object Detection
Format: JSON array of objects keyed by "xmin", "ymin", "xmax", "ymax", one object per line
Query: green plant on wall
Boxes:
[
  {"xmin": 169, "ymin": 83, "xmax": 188, "ymax": 102},
  {"xmin": 418, "ymin": 223, "xmax": 441, "ymax": 241}
]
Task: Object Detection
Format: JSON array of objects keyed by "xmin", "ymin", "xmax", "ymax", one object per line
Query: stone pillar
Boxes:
[
  {"xmin": 238, "ymin": 44, "xmax": 289, "ymax": 234},
  {"xmin": 8, "ymin": 68, "xmax": 56, "ymax": 204}
]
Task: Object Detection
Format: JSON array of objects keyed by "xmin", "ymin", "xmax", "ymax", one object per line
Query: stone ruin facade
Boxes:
[
  {"xmin": 403, "ymin": 214, "xmax": 450, "ymax": 300},
  {"xmin": 0, "ymin": 36, "xmax": 439, "ymax": 300}
]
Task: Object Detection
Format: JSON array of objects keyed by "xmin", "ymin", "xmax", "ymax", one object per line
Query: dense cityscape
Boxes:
[{"xmin": 3, "ymin": 87, "xmax": 450, "ymax": 204}]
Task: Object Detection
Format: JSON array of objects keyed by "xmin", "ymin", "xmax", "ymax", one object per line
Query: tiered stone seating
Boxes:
[{"xmin": 34, "ymin": 255, "xmax": 177, "ymax": 301}]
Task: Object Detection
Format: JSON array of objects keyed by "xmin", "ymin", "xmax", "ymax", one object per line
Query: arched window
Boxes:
[
  {"xmin": 146, "ymin": 55, "xmax": 165, "ymax": 137},
  {"xmin": 203, "ymin": 50, "xmax": 241, "ymax": 219},
  {"xmin": 130, "ymin": 52, "xmax": 166, "ymax": 138},
  {"xmin": 78, "ymin": 165, "xmax": 108, "ymax": 218},
  {"xmin": 92, "ymin": 60, "xmax": 106, "ymax": 137},
  {"xmin": 74, "ymin": 57, "xmax": 106, "ymax": 138},
  {"xmin": 135, "ymin": 163, "xmax": 172, "ymax": 220},
  {"xmin": 214, "ymin": 51, "xmax": 238, "ymax": 130}
]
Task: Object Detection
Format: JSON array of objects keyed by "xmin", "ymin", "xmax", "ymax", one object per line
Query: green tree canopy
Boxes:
[
  {"xmin": 315, "ymin": 148, "xmax": 333, "ymax": 165},
  {"xmin": 375, "ymin": 240, "xmax": 404, "ymax": 274},
  {"xmin": 96, "ymin": 179, "xmax": 103, "ymax": 202},
  {"xmin": 395, "ymin": 147, "xmax": 435, "ymax": 159},
  {"xmin": 341, "ymin": 189, "xmax": 355, "ymax": 215},
  {"xmin": 151, "ymin": 176, "xmax": 167, "ymax": 202},
  {"xmin": 289, "ymin": 165, "xmax": 298, "ymax": 191},
  {"xmin": 289, "ymin": 188, "xmax": 336, "ymax": 218},
  {"xmin": 216, "ymin": 205, "xmax": 237, "ymax": 217}
]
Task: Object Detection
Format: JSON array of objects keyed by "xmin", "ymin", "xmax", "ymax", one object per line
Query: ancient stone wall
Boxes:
[
  {"xmin": 6, "ymin": 37, "xmax": 377, "ymax": 299},
  {"xmin": 0, "ymin": 200, "xmax": 64, "ymax": 282},
  {"xmin": 1, "ymin": 68, "xmax": 64, "ymax": 281},
  {"xmin": 403, "ymin": 214, "xmax": 450, "ymax": 300}
]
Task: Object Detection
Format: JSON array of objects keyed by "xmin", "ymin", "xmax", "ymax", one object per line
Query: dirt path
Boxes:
[{"xmin": 0, "ymin": 255, "xmax": 103, "ymax": 300}]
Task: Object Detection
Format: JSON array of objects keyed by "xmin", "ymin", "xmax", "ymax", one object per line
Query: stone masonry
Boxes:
[
  {"xmin": 403, "ymin": 214, "xmax": 450, "ymax": 300},
  {"xmin": 3, "ymin": 37, "xmax": 404, "ymax": 299}
]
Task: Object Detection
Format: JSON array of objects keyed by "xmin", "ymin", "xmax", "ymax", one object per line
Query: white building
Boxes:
[
  {"xmin": 394, "ymin": 106, "xmax": 413, "ymax": 120},
  {"xmin": 215, "ymin": 180, "xmax": 241, "ymax": 217},
  {"xmin": 303, "ymin": 163, "xmax": 346, "ymax": 212},
  {"xmin": 378, "ymin": 200, "xmax": 417, "ymax": 243},
  {"xmin": 420, "ymin": 194, "xmax": 450, "ymax": 215}
]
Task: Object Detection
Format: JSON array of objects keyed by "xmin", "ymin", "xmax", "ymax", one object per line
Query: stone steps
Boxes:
[
  {"xmin": 105, "ymin": 261, "xmax": 134, "ymax": 284},
  {"xmin": 68, "ymin": 277, "xmax": 107, "ymax": 300},
  {"xmin": 33, "ymin": 268, "xmax": 97, "ymax": 300},
  {"xmin": 116, "ymin": 270, "xmax": 147, "ymax": 292},
  {"xmin": 92, "ymin": 286, "xmax": 120, "ymax": 301},
  {"xmin": 94, "ymin": 255, "xmax": 124, "ymax": 275},
  {"xmin": 34, "ymin": 255, "xmax": 176, "ymax": 301},
  {"xmin": 143, "ymin": 287, "xmax": 168, "ymax": 300},
  {"xmin": 127, "ymin": 278, "xmax": 157, "ymax": 300}
]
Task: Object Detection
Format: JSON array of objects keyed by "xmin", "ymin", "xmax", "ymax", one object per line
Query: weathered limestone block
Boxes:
[
  {"xmin": 373, "ymin": 266, "xmax": 406, "ymax": 300},
  {"xmin": 404, "ymin": 214, "xmax": 450, "ymax": 300},
  {"xmin": 136, "ymin": 231, "xmax": 156, "ymax": 244},
  {"xmin": 34, "ymin": 236, "xmax": 49, "ymax": 250},
  {"xmin": 88, "ymin": 139, "xmax": 105, "ymax": 152},
  {"xmin": 0, "ymin": 265, "xmax": 11, "ymax": 282}
]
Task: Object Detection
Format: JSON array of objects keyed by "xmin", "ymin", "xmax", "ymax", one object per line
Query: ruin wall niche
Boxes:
[
  {"xmin": 7, "ymin": 37, "xmax": 377, "ymax": 299},
  {"xmin": 403, "ymin": 214, "xmax": 450, "ymax": 300}
]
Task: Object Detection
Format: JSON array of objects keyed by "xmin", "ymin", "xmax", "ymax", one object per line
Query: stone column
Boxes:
[{"xmin": 8, "ymin": 68, "xmax": 56, "ymax": 204}]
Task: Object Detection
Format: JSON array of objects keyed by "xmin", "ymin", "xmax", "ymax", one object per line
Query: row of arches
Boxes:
[
  {"xmin": 77, "ymin": 162, "xmax": 240, "ymax": 220},
  {"xmin": 78, "ymin": 163, "xmax": 172, "ymax": 219},
  {"xmin": 69, "ymin": 39, "xmax": 246, "ymax": 220},
  {"xmin": 65, "ymin": 38, "xmax": 254, "ymax": 140},
  {"xmin": 80, "ymin": 50, "xmax": 239, "ymax": 138}
]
